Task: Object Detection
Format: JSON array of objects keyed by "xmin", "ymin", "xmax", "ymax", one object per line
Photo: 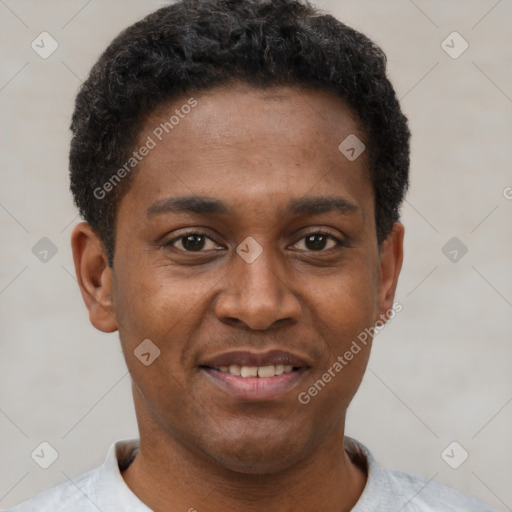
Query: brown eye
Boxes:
[
  {"xmin": 305, "ymin": 234, "xmax": 329, "ymax": 251},
  {"xmin": 180, "ymin": 234, "xmax": 206, "ymax": 251},
  {"xmin": 292, "ymin": 232, "xmax": 342, "ymax": 252},
  {"xmin": 166, "ymin": 232, "xmax": 222, "ymax": 252}
]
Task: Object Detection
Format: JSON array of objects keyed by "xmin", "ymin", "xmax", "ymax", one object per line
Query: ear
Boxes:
[
  {"xmin": 376, "ymin": 222, "xmax": 404, "ymax": 321},
  {"xmin": 71, "ymin": 222, "xmax": 118, "ymax": 333}
]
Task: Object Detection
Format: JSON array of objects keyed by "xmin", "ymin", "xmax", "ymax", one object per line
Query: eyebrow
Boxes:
[
  {"xmin": 146, "ymin": 195, "xmax": 359, "ymax": 218},
  {"xmin": 287, "ymin": 196, "xmax": 359, "ymax": 216},
  {"xmin": 146, "ymin": 196, "xmax": 229, "ymax": 217}
]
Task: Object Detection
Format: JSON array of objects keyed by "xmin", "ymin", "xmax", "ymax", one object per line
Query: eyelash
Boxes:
[{"xmin": 165, "ymin": 231, "xmax": 346, "ymax": 253}]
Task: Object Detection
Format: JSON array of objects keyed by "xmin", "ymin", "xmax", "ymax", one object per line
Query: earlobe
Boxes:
[
  {"xmin": 377, "ymin": 222, "xmax": 404, "ymax": 320},
  {"xmin": 71, "ymin": 222, "xmax": 118, "ymax": 333}
]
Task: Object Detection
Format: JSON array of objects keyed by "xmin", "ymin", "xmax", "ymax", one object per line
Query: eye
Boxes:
[
  {"xmin": 166, "ymin": 232, "xmax": 224, "ymax": 252},
  {"xmin": 291, "ymin": 232, "xmax": 343, "ymax": 252}
]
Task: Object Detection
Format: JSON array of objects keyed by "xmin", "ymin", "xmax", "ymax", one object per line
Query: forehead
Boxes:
[{"xmin": 119, "ymin": 83, "xmax": 373, "ymax": 223}]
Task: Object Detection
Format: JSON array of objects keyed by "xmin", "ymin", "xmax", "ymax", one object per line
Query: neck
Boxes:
[{"xmin": 122, "ymin": 421, "xmax": 366, "ymax": 512}]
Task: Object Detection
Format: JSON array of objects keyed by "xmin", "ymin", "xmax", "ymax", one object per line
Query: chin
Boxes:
[
  {"xmin": 211, "ymin": 448, "xmax": 306, "ymax": 475},
  {"xmin": 197, "ymin": 425, "xmax": 314, "ymax": 475}
]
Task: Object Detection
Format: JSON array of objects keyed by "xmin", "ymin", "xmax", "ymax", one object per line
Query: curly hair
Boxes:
[{"xmin": 69, "ymin": 0, "xmax": 410, "ymax": 266}]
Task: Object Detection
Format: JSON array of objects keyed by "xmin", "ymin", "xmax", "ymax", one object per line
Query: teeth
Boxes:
[
  {"xmin": 217, "ymin": 364, "xmax": 296, "ymax": 378},
  {"xmin": 257, "ymin": 365, "xmax": 275, "ymax": 378},
  {"xmin": 229, "ymin": 364, "xmax": 241, "ymax": 375},
  {"xmin": 241, "ymin": 366, "xmax": 258, "ymax": 377}
]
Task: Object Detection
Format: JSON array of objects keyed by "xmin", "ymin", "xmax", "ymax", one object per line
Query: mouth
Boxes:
[
  {"xmin": 198, "ymin": 350, "xmax": 311, "ymax": 401},
  {"xmin": 206, "ymin": 363, "xmax": 299, "ymax": 378}
]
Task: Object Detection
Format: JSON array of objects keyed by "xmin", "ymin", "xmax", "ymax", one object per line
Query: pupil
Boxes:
[
  {"xmin": 305, "ymin": 234, "xmax": 327, "ymax": 251},
  {"xmin": 184, "ymin": 234, "xmax": 205, "ymax": 251}
]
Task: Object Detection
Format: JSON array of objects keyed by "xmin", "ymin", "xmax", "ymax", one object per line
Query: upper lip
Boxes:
[{"xmin": 200, "ymin": 349, "xmax": 310, "ymax": 368}]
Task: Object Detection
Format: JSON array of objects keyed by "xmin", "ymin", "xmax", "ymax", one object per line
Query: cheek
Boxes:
[
  {"xmin": 301, "ymin": 270, "xmax": 376, "ymax": 421},
  {"xmin": 113, "ymin": 269, "xmax": 197, "ymax": 422},
  {"xmin": 113, "ymin": 264, "xmax": 188, "ymax": 336},
  {"xmin": 308, "ymin": 261, "xmax": 379, "ymax": 347},
  {"xmin": 113, "ymin": 276, "xmax": 161, "ymax": 341},
  {"xmin": 112, "ymin": 264, "xmax": 219, "ymax": 378}
]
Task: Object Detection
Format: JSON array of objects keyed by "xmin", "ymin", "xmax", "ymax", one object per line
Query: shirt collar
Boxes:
[{"xmin": 94, "ymin": 436, "xmax": 381, "ymax": 511}]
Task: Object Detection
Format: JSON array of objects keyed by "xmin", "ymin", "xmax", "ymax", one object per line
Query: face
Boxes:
[{"xmin": 74, "ymin": 83, "xmax": 403, "ymax": 474}]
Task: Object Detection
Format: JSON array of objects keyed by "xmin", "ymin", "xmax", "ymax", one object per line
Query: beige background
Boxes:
[{"xmin": 1, "ymin": 0, "xmax": 511, "ymax": 509}]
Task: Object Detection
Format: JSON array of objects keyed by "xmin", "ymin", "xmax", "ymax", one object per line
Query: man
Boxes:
[{"xmin": 8, "ymin": 0, "xmax": 496, "ymax": 510}]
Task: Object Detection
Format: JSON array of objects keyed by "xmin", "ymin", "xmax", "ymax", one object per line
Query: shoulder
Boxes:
[
  {"xmin": 6, "ymin": 439, "xmax": 144, "ymax": 512},
  {"xmin": 6, "ymin": 467, "xmax": 101, "ymax": 512},
  {"xmin": 384, "ymin": 468, "xmax": 496, "ymax": 511},
  {"xmin": 345, "ymin": 437, "xmax": 497, "ymax": 512}
]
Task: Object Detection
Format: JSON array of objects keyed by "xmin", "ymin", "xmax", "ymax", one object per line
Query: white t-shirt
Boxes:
[{"xmin": 6, "ymin": 437, "xmax": 496, "ymax": 511}]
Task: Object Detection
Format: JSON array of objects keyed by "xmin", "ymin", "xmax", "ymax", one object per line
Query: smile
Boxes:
[
  {"xmin": 200, "ymin": 365, "xmax": 309, "ymax": 401},
  {"xmin": 198, "ymin": 349, "xmax": 311, "ymax": 401},
  {"xmin": 213, "ymin": 364, "xmax": 296, "ymax": 378}
]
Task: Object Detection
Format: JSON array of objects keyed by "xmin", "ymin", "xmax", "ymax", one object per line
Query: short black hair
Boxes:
[{"xmin": 70, "ymin": 0, "xmax": 410, "ymax": 266}]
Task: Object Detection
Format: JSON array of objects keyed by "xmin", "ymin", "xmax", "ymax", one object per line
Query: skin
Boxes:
[{"xmin": 72, "ymin": 83, "xmax": 404, "ymax": 512}]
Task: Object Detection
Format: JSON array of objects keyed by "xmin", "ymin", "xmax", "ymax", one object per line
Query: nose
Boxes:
[{"xmin": 214, "ymin": 247, "xmax": 302, "ymax": 331}]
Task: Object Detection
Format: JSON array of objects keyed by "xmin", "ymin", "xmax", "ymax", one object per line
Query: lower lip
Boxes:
[{"xmin": 201, "ymin": 367, "xmax": 308, "ymax": 401}]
